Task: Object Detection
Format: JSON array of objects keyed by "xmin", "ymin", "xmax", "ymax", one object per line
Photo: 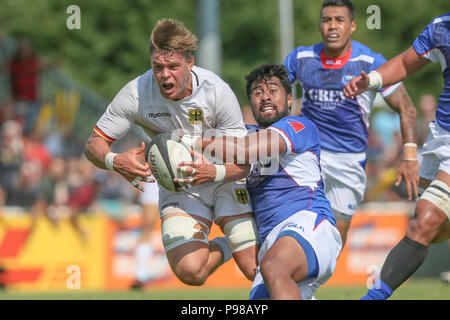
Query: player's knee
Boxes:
[
  {"xmin": 175, "ymin": 262, "xmax": 207, "ymax": 286},
  {"xmin": 431, "ymin": 224, "xmax": 450, "ymax": 243},
  {"xmin": 236, "ymin": 257, "xmax": 257, "ymax": 281},
  {"xmin": 408, "ymin": 201, "xmax": 448, "ymax": 243},
  {"xmin": 243, "ymin": 265, "xmax": 257, "ymax": 281},
  {"xmin": 260, "ymin": 257, "xmax": 285, "ymax": 283}
]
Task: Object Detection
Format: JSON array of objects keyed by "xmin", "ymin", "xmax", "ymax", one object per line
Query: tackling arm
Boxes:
[{"xmin": 175, "ymin": 130, "xmax": 286, "ymax": 188}]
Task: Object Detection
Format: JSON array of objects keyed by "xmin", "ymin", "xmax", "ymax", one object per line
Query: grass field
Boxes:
[{"xmin": 0, "ymin": 278, "xmax": 448, "ymax": 300}]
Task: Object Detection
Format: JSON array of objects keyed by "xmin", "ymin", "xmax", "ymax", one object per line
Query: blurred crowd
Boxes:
[{"xmin": 0, "ymin": 38, "xmax": 140, "ymax": 239}]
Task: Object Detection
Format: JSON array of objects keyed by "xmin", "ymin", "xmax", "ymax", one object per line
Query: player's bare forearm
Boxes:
[
  {"xmin": 384, "ymin": 83, "xmax": 417, "ymax": 145},
  {"xmin": 344, "ymin": 47, "xmax": 430, "ymax": 98},
  {"xmin": 199, "ymin": 131, "xmax": 286, "ymax": 165},
  {"xmin": 377, "ymin": 47, "xmax": 430, "ymax": 87},
  {"xmin": 223, "ymin": 163, "xmax": 251, "ymax": 182},
  {"xmin": 84, "ymin": 131, "xmax": 113, "ymax": 170},
  {"xmin": 85, "ymin": 131, "xmax": 151, "ymax": 189}
]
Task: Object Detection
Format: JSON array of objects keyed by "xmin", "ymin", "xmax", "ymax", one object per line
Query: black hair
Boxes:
[
  {"xmin": 245, "ymin": 64, "xmax": 292, "ymax": 99},
  {"xmin": 321, "ymin": 0, "xmax": 355, "ymax": 20}
]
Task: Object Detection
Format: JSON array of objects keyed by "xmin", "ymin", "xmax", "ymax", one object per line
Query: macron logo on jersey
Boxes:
[{"xmin": 287, "ymin": 120, "xmax": 305, "ymax": 133}]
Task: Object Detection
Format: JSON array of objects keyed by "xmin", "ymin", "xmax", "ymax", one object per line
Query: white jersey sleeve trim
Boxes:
[
  {"xmin": 349, "ymin": 54, "xmax": 375, "ymax": 64},
  {"xmin": 296, "ymin": 51, "xmax": 319, "ymax": 60},
  {"xmin": 433, "ymin": 15, "xmax": 450, "ymax": 24},
  {"xmin": 380, "ymin": 81, "xmax": 402, "ymax": 98},
  {"xmin": 267, "ymin": 127, "xmax": 293, "ymax": 155}
]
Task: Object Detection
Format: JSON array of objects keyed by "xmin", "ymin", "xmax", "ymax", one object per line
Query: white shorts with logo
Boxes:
[
  {"xmin": 419, "ymin": 121, "xmax": 450, "ymax": 180},
  {"xmin": 320, "ymin": 150, "xmax": 367, "ymax": 219},
  {"xmin": 158, "ymin": 179, "xmax": 253, "ymax": 222},
  {"xmin": 249, "ymin": 210, "xmax": 342, "ymax": 300}
]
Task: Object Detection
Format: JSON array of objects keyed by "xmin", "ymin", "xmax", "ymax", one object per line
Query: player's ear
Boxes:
[
  {"xmin": 350, "ymin": 20, "xmax": 356, "ymax": 34},
  {"xmin": 187, "ymin": 55, "xmax": 194, "ymax": 70},
  {"xmin": 287, "ymin": 93, "xmax": 293, "ymax": 110}
]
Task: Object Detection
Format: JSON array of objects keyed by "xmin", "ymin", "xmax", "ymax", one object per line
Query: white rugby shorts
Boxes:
[
  {"xmin": 419, "ymin": 121, "xmax": 450, "ymax": 180},
  {"xmin": 249, "ymin": 210, "xmax": 342, "ymax": 300},
  {"xmin": 320, "ymin": 149, "xmax": 367, "ymax": 218},
  {"xmin": 158, "ymin": 179, "xmax": 253, "ymax": 222}
]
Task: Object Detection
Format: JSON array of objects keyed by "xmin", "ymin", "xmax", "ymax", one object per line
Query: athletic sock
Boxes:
[
  {"xmin": 211, "ymin": 236, "xmax": 232, "ymax": 264},
  {"xmin": 380, "ymin": 236, "xmax": 428, "ymax": 290},
  {"xmin": 361, "ymin": 280, "xmax": 393, "ymax": 300},
  {"xmin": 360, "ymin": 236, "xmax": 428, "ymax": 300}
]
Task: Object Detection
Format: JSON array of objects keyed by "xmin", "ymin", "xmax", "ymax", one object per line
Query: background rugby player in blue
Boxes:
[
  {"xmin": 345, "ymin": 12, "xmax": 450, "ymax": 300},
  {"xmin": 176, "ymin": 64, "xmax": 342, "ymax": 299},
  {"xmin": 283, "ymin": 0, "xmax": 419, "ymax": 246}
]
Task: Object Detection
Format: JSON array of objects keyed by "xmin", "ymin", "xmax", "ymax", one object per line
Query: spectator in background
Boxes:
[
  {"xmin": 29, "ymin": 156, "xmax": 68, "ymax": 234},
  {"xmin": 5, "ymin": 160, "xmax": 42, "ymax": 207},
  {"xmin": 66, "ymin": 158, "xmax": 106, "ymax": 240},
  {"xmin": 8, "ymin": 38, "xmax": 41, "ymax": 134},
  {"xmin": 0, "ymin": 100, "xmax": 19, "ymax": 125},
  {"xmin": 23, "ymin": 126, "xmax": 51, "ymax": 171},
  {"xmin": 0, "ymin": 120, "xmax": 24, "ymax": 202}
]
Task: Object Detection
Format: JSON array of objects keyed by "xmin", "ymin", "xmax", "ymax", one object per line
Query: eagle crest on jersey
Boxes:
[
  {"xmin": 188, "ymin": 109, "xmax": 203, "ymax": 124},
  {"xmin": 234, "ymin": 189, "xmax": 249, "ymax": 204}
]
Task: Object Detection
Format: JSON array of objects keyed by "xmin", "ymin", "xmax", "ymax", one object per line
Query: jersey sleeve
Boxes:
[
  {"xmin": 283, "ymin": 48, "xmax": 298, "ymax": 84},
  {"xmin": 267, "ymin": 116, "xmax": 318, "ymax": 155},
  {"xmin": 214, "ymin": 84, "xmax": 247, "ymax": 138},
  {"xmin": 412, "ymin": 22, "xmax": 437, "ymax": 62},
  {"xmin": 94, "ymin": 82, "xmax": 137, "ymax": 142}
]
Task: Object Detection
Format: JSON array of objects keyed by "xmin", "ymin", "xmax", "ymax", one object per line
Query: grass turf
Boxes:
[{"xmin": 0, "ymin": 278, "xmax": 448, "ymax": 300}]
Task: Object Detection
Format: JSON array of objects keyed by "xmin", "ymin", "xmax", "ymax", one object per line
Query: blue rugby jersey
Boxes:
[
  {"xmin": 245, "ymin": 117, "xmax": 335, "ymax": 245},
  {"xmin": 413, "ymin": 13, "xmax": 450, "ymax": 131},
  {"xmin": 284, "ymin": 40, "xmax": 400, "ymax": 153}
]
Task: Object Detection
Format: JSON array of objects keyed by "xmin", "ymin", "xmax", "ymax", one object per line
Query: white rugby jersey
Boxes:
[{"xmin": 94, "ymin": 66, "xmax": 246, "ymax": 141}]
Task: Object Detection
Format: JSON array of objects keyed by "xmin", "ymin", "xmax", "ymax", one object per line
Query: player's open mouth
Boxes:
[
  {"xmin": 260, "ymin": 104, "xmax": 277, "ymax": 114},
  {"xmin": 162, "ymin": 83, "xmax": 174, "ymax": 90},
  {"xmin": 162, "ymin": 83, "xmax": 175, "ymax": 95},
  {"xmin": 327, "ymin": 33, "xmax": 339, "ymax": 41}
]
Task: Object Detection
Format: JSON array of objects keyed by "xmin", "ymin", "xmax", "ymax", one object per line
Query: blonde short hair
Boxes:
[{"xmin": 150, "ymin": 18, "xmax": 198, "ymax": 57}]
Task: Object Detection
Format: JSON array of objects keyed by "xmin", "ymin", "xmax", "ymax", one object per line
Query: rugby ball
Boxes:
[{"xmin": 147, "ymin": 133, "xmax": 193, "ymax": 192}]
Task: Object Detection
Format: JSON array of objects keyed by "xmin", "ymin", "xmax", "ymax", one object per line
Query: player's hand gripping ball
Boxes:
[{"xmin": 147, "ymin": 133, "xmax": 193, "ymax": 192}]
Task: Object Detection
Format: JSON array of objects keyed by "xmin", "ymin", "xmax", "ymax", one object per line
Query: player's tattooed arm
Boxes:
[
  {"xmin": 383, "ymin": 83, "xmax": 420, "ymax": 200},
  {"xmin": 384, "ymin": 83, "xmax": 417, "ymax": 144}
]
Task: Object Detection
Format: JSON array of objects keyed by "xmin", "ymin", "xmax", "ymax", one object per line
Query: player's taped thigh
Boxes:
[
  {"xmin": 161, "ymin": 215, "xmax": 210, "ymax": 251},
  {"xmin": 222, "ymin": 217, "xmax": 259, "ymax": 253},
  {"xmin": 420, "ymin": 179, "xmax": 450, "ymax": 220}
]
